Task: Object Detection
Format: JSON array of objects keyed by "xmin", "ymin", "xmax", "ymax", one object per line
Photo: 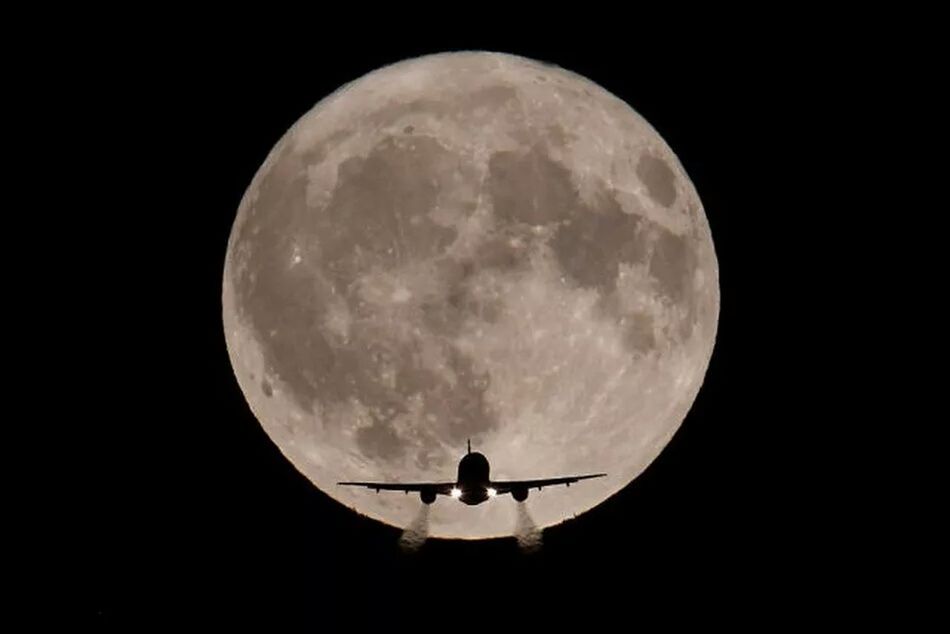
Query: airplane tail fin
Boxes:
[{"xmin": 467, "ymin": 439, "xmax": 471, "ymax": 454}]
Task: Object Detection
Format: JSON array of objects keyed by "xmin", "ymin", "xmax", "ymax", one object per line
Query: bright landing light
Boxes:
[
  {"xmin": 487, "ymin": 487, "xmax": 497, "ymax": 497},
  {"xmin": 450, "ymin": 487, "xmax": 462, "ymax": 499}
]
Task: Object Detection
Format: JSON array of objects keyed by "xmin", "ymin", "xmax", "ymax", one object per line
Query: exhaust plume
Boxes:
[
  {"xmin": 514, "ymin": 502, "xmax": 543, "ymax": 553},
  {"xmin": 398, "ymin": 504, "xmax": 431, "ymax": 552}
]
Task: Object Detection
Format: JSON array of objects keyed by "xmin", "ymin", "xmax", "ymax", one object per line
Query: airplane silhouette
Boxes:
[{"xmin": 338, "ymin": 440, "xmax": 606, "ymax": 505}]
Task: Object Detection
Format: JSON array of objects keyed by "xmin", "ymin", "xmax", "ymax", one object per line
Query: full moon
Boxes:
[{"xmin": 222, "ymin": 52, "xmax": 719, "ymax": 539}]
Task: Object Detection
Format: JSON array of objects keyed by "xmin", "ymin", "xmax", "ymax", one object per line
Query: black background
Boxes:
[{"xmin": 42, "ymin": 23, "xmax": 891, "ymax": 627}]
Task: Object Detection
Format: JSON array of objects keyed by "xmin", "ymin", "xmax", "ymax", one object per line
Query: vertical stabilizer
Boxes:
[{"xmin": 467, "ymin": 439, "xmax": 471, "ymax": 454}]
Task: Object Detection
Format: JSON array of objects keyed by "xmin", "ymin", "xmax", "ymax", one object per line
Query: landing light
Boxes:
[
  {"xmin": 451, "ymin": 487, "xmax": 462, "ymax": 499},
  {"xmin": 487, "ymin": 487, "xmax": 497, "ymax": 497}
]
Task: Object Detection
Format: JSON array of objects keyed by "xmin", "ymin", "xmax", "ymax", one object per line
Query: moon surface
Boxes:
[{"xmin": 222, "ymin": 52, "xmax": 719, "ymax": 539}]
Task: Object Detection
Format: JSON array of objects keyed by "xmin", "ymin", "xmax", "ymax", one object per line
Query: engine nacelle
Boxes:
[
  {"xmin": 420, "ymin": 490, "xmax": 437, "ymax": 505},
  {"xmin": 512, "ymin": 487, "xmax": 528, "ymax": 502}
]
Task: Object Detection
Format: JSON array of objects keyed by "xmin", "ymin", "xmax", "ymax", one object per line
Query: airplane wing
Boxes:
[
  {"xmin": 337, "ymin": 481, "xmax": 456, "ymax": 495},
  {"xmin": 491, "ymin": 473, "xmax": 607, "ymax": 494}
]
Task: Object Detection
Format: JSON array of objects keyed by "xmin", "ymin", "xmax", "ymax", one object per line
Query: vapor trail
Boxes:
[
  {"xmin": 514, "ymin": 502, "xmax": 543, "ymax": 553},
  {"xmin": 398, "ymin": 504, "xmax": 431, "ymax": 552}
]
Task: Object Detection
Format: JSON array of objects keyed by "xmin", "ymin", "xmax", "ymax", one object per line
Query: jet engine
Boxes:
[
  {"xmin": 420, "ymin": 490, "xmax": 437, "ymax": 505},
  {"xmin": 512, "ymin": 486, "xmax": 528, "ymax": 502}
]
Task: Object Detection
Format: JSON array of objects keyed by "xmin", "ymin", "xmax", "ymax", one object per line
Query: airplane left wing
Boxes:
[
  {"xmin": 337, "ymin": 481, "xmax": 456, "ymax": 495},
  {"xmin": 491, "ymin": 473, "xmax": 607, "ymax": 494}
]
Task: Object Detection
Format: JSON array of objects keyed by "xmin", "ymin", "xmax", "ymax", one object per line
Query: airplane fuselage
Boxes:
[{"xmin": 455, "ymin": 451, "xmax": 493, "ymax": 505}]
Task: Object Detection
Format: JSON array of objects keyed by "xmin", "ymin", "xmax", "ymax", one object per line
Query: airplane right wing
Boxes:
[{"xmin": 336, "ymin": 481, "xmax": 456, "ymax": 496}]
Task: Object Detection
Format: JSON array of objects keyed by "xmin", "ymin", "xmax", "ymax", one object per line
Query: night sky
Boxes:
[{"xmin": 59, "ymin": 26, "xmax": 874, "ymax": 627}]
